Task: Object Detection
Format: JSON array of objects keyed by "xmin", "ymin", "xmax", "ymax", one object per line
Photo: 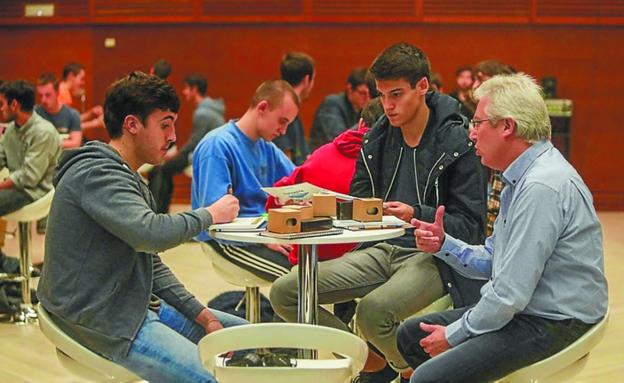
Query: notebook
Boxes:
[
  {"xmin": 259, "ymin": 228, "xmax": 344, "ymax": 240},
  {"xmin": 209, "ymin": 217, "xmax": 267, "ymax": 232}
]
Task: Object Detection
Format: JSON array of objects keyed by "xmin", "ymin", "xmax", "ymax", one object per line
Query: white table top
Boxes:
[{"xmin": 211, "ymin": 228, "xmax": 405, "ymax": 245}]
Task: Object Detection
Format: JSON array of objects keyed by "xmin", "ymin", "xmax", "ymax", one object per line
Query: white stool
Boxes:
[
  {"xmin": 38, "ymin": 303, "xmax": 142, "ymax": 382},
  {"xmin": 201, "ymin": 242, "xmax": 271, "ymax": 323},
  {"xmin": 498, "ymin": 309, "xmax": 609, "ymax": 383},
  {"xmin": 2, "ymin": 189, "xmax": 54, "ymax": 324},
  {"xmin": 199, "ymin": 323, "xmax": 368, "ymax": 383}
]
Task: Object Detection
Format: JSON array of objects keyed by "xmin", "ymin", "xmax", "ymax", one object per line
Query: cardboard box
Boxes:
[
  {"xmin": 300, "ymin": 217, "xmax": 333, "ymax": 232},
  {"xmin": 312, "ymin": 193, "xmax": 336, "ymax": 217},
  {"xmin": 282, "ymin": 204, "xmax": 314, "ymax": 220},
  {"xmin": 353, "ymin": 198, "xmax": 383, "ymax": 222},
  {"xmin": 336, "ymin": 200, "xmax": 353, "ymax": 220},
  {"xmin": 267, "ymin": 208, "xmax": 302, "ymax": 234}
]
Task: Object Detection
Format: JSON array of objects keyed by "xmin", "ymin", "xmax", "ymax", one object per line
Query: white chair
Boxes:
[
  {"xmin": 498, "ymin": 310, "xmax": 610, "ymax": 383},
  {"xmin": 199, "ymin": 323, "xmax": 368, "ymax": 383},
  {"xmin": 38, "ymin": 303, "xmax": 142, "ymax": 382},
  {"xmin": 201, "ymin": 242, "xmax": 271, "ymax": 323},
  {"xmin": 2, "ymin": 189, "xmax": 54, "ymax": 323}
]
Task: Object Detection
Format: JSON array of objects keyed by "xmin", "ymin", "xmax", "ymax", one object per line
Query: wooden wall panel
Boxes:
[{"xmin": 0, "ymin": 23, "xmax": 622, "ymax": 209}]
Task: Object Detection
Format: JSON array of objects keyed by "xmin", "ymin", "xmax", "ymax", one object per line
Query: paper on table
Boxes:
[
  {"xmin": 261, "ymin": 182, "xmax": 355, "ymax": 202},
  {"xmin": 333, "ymin": 215, "xmax": 412, "ymax": 230},
  {"xmin": 209, "ymin": 217, "xmax": 267, "ymax": 232},
  {"xmin": 259, "ymin": 227, "xmax": 344, "ymax": 239}
]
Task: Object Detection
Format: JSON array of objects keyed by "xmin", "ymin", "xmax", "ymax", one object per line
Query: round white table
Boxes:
[{"xmin": 212, "ymin": 228, "xmax": 404, "ymax": 359}]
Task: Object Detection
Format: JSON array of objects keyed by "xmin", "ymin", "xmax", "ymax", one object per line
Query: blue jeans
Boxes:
[
  {"xmin": 397, "ymin": 306, "xmax": 593, "ymax": 383},
  {"xmin": 116, "ymin": 300, "xmax": 247, "ymax": 383}
]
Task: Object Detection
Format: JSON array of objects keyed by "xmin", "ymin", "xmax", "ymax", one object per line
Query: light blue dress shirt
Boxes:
[{"xmin": 437, "ymin": 140, "xmax": 608, "ymax": 346}]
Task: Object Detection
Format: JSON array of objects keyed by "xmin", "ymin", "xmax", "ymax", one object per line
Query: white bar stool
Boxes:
[
  {"xmin": 199, "ymin": 323, "xmax": 368, "ymax": 383},
  {"xmin": 498, "ymin": 309, "xmax": 609, "ymax": 383},
  {"xmin": 2, "ymin": 188, "xmax": 54, "ymax": 324},
  {"xmin": 200, "ymin": 242, "xmax": 271, "ymax": 323},
  {"xmin": 38, "ymin": 303, "xmax": 142, "ymax": 382}
]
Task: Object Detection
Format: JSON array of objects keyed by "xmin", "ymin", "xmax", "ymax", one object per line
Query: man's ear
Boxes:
[
  {"xmin": 256, "ymin": 100, "xmax": 270, "ymax": 114},
  {"xmin": 418, "ymin": 77, "xmax": 429, "ymax": 95},
  {"xmin": 9, "ymin": 99, "xmax": 20, "ymax": 112},
  {"xmin": 501, "ymin": 118, "xmax": 516, "ymax": 138},
  {"xmin": 123, "ymin": 115, "xmax": 141, "ymax": 134}
]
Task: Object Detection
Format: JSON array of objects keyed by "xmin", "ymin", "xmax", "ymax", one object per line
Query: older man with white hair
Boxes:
[{"xmin": 397, "ymin": 73, "xmax": 608, "ymax": 383}]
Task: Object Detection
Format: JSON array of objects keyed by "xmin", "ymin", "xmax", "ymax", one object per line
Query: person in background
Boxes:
[
  {"xmin": 36, "ymin": 73, "xmax": 82, "ymax": 149},
  {"xmin": 58, "ymin": 62, "xmax": 105, "ymax": 136},
  {"xmin": 0, "ymin": 80, "xmax": 60, "ymax": 264},
  {"xmin": 150, "ymin": 58, "xmax": 172, "ymax": 81},
  {"xmin": 274, "ymin": 51, "xmax": 316, "ymax": 165},
  {"xmin": 448, "ymin": 65, "xmax": 475, "ymax": 119},
  {"xmin": 309, "ymin": 67, "xmax": 371, "ymax": 150},
  {"xmin": 148, "ymin": 73, "xmax": 225, "ymax": 213}
]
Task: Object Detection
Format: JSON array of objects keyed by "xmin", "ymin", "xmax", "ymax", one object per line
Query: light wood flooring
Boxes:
[{"xmin": 0, "ymin": 206, "xmax": 622, "ymax": 382}]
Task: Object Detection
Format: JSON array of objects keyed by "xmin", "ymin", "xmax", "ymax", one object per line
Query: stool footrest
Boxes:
[{"xmin": 0, "ymin": 273, "xmax": 25, "ymax": 282}]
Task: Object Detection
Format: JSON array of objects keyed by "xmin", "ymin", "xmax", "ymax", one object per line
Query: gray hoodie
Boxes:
[
  {"xmin": 178, "ymin": 97, "xmax": 225, "ymax": 162},
  {"xmin": 37, "ymin": 141, "xmax": 213, "ymax": 361}
]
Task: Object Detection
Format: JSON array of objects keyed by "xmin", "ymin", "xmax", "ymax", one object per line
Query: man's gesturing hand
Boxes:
[{"xmin": 410, "ymin": 205, "xmax": 446, "ymax": 253}]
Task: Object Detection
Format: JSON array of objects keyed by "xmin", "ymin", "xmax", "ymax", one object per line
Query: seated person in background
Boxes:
[
  {"xmin": 149, "ymin": 73, "xmax": 225, "ymax": 213},
  {"xmin": 471, "ymin": 59, "xmax": 515, "ymax": 237},
  {"xmin": 448, "ymin": 65, "xmax": 475, "ymax": 119},
  {"xmin": 266, "ymin": 97, "xmax": 384, "ymax": 266},
  {"xmin": 273, "ymin": 51, "xmax": 315, "ymax": 165},
  {"xmin": 37, "ymin": 72, "xmax": 245, "ymax": 383},
  {"xmin": 0, "ymin": 80, "xmax": 60, "ymax": 216},
  {"xmin": 428, "ymin": 72, "xmax": 443, "ymax": 93},
  {"xmin": 398, "ymin": 73, "xmax": 608, "ymax": 383},
  {"xmin": 150, "ymin": 58, "xmax": 172, "ymax": 80},
  {"xmin": 59, "ymin": 62, "xmax": 105, "ymax": 137},
  {"xmin": 309, "ymin": 67, "xmax": 371, "ymax": 150},
  {"xmin": 271, "ymin": 43, "xmax": 487, "ymax": 383},
  {"xmin": 36, "ymin": 73, "xmax": 82, "ymax": 149},
  {"xmin": 192, "ymin": 80, "xmax": 298, "ymax": 282}
]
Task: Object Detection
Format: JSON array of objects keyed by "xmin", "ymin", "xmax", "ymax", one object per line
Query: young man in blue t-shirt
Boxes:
[{"xmin": 192, "ymin": 80, "xmax": 299, "ymax": 281}]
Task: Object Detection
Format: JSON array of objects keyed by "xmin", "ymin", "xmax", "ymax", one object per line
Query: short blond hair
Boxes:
[
  {"xmin": 474, "ymin": 73, "xmax": 551, "ymax": 143},
  {"xmin": 249, "ymin": 79, "xmax": 300, "ymax": 110}
]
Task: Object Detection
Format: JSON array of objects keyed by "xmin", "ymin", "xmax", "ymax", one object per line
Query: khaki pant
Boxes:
[{"xmin": 270, "ymin": 243, "xmax": 444, "ymax": 370}]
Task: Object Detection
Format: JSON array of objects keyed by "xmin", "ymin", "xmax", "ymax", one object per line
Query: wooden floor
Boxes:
[{"xmin": 0, "ymin": 207, "xmax": 622, "ymax": 382}]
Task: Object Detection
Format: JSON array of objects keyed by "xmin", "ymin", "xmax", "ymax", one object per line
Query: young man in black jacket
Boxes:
[{"xmin": 271, "ymin": 43, "xmax": 487, "ymax": 382}]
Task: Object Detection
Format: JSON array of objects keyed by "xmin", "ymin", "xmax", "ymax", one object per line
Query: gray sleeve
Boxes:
[
  {"xmin": 152, "ymin": 254, "xmax": 205, "ymax": 320},
  {"xmin": 68, "ymin": 108, "xmax": 82, "ymax": 133},
  {"xmin": 178, "ymin": 111, "xmax": 224, "ymax": 160},
  {"xmin": 9, "ymin": 128, "xmax": 59, "ymax": 190},
  {"xmin": 79, "ymin": 161, "xmax": 213, "ymax": 253}
]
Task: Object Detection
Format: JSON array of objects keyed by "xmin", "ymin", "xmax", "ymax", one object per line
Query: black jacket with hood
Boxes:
[
  {"xmin": 350, "ymin": 92, "xmax": 487, "ymax": 307},
  {"xmin": 38, "ymin": 142, "xmax": 214, "ymax": 361}
]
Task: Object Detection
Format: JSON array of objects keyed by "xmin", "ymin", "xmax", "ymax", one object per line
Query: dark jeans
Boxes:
[
  {"xmin": 0, "ymin": 188, "xmax": 33, "ymax": 216},
  {"xmin": 148, "ymin": 154, "xmax": 189, "ymax": 214},
  {"xmin": 397, "ymin": 306, "xmax": 593, "ymax": 383}
]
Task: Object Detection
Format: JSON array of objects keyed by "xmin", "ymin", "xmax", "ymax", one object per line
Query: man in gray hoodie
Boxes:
[
  {"xmin": 149, "ymin": 73, "xmax": 226, "ymax": 213},
  {"xmin": 38, "ymin": 72, "xmax": 245, "ymax": 383}
]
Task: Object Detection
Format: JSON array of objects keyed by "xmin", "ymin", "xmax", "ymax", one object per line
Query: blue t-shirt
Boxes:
[
  {"xmin": 35, "ymin": 105, "xmax": 81, "ymax": 134},
  {"xmin": 192, "ymin": 120, "xmax": 295, "ymax": 241}
]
